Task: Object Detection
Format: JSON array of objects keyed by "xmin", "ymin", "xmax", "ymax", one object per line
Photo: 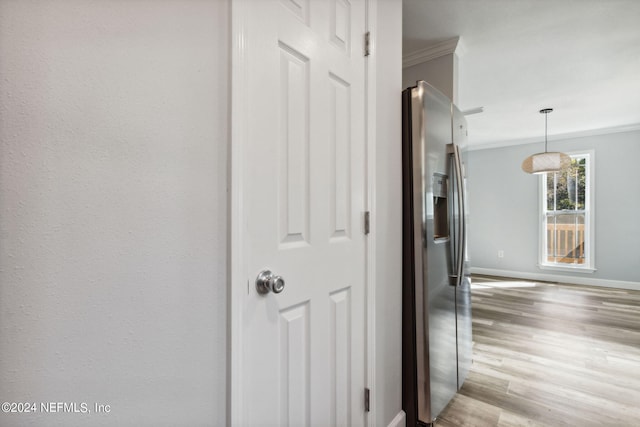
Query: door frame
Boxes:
[
  {"xmin": 228, "ymin": 0, "xmax": 378, "ymax": 424},
  {"xmin": 363, "ymin": 1, "xmax": 378, "ymax": 425}
]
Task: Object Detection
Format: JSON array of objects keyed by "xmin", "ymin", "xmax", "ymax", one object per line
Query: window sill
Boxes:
[{"xmin": 538, "ymin": 263, "xmax": 596, "ymax": 274}]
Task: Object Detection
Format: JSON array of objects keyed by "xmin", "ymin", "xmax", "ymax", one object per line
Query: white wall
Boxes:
[
  {"xmin": 0, "ymin": 1, "xmax": 228, "ymax": 426},
  {"xmin": 402, "ymin": 53, "xmax": 458, "ymax": 103},
  {"xmin": 375, "ymin": 0, "xmax": 404, "ymax": 425},
  {"xmin": 467, "ymin": 130, "xmax": 640, "ymax": 288}
]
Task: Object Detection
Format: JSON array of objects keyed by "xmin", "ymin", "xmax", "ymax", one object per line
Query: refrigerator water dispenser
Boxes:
[{"xmin": 432, "ymin": 173, "xmax": 449, "ymax": 240}]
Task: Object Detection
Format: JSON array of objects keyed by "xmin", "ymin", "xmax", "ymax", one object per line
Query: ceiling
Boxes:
[{"xmin": 403, "ymin": 0, "xmax": 640, "ymax": 148}]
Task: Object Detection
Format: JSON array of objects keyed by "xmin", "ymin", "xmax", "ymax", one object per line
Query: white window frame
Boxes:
[{"xmin": 538, "ymin": 150, "xmax": 596, "ymax": 273}]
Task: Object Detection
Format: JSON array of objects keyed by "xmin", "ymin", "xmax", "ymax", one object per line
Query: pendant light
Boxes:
[{"xmin": 521, "ymin": 108, "xmax": 571, "ymax": 174}]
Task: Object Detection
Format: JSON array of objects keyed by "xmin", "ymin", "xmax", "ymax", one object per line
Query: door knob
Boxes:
[{"xmin": 256, "ymin": 270, "xmax": 285, "ymax": 295}]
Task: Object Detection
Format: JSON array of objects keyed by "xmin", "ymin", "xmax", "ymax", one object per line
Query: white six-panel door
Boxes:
[{"xmin": 233, "ymin": 0, "xmax": 368, "ymax": 425}]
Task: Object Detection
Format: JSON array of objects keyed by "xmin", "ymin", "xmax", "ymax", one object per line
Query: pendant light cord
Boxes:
[
  {"xmin": 540, "ymin": 108, "xmax": 552, "ymax": 152},
  {"xmin": 544, "ymin": 112, "xmax": 548, "ymax": 153}
]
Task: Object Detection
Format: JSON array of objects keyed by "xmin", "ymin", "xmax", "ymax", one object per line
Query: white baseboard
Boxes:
[
  {"xmin": 387, "ymin": 410, "xmax": 406, "ymax": 427},
  {"xmin": 470, "ymin": 267, "xmax": 640, "ymax": 291}
]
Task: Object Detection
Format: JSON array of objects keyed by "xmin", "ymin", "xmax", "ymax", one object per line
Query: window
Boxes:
[{"xmin": 540, "ymin": 152, "xmax": 594, "ymax": 271}]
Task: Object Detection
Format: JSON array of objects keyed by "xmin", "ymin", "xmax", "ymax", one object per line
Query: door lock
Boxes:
[{"xmin": 256, "ymin": 270, "xmax": 285, "ymax": 295}]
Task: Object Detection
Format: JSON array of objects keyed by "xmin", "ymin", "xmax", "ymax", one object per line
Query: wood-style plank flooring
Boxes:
[{"xmin": 436, "ymin": 276, "xmax": 640, "ymax": 427}]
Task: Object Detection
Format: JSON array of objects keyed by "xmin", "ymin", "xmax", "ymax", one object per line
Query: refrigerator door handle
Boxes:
[{"xmin": 452, "ymin": 143, "xmax": 466, "ymax": 287}]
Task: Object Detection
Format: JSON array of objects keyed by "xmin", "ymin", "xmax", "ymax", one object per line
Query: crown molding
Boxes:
[
  {"xmin": 467, "ymin": 122, "xmax": 640, "ymax": 151},
  {"xmin": 403, "ymin": 37, "xmax": 460, "ymax": 69}
]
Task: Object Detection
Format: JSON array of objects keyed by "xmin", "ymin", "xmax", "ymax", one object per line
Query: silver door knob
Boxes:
[{"xmin": 256, "ymin": 270, "xmax": 285, "ymax": 295}]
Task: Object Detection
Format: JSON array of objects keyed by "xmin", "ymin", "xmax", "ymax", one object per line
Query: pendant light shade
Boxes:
[
  {"xmin": 522, "ymin": 108, "xmax": 570, "ymax": 174},
  {"xmin": 521, "ymin": 151, "xmax": 571, "ymax": 174}
]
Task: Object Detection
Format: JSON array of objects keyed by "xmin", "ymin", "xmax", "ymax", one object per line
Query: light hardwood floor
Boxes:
[{"xmin": 435, "ymin": 276, "xmax": 640, "ymax": 427}]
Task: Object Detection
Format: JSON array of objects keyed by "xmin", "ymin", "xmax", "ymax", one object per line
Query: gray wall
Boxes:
[
  {"xmin": 467, "ymin": 130, "xmax": 640, "ymax": 287},
  {"xmin": 375, "ymin": 0, "xmax": 404, "ymax": 425},
  {"xmin": 0, "ymin": 1, "xmax": 228, "ymax": 426}
]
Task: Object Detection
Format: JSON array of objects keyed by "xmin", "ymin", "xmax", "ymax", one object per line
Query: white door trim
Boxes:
[
  {"xmin": 229, "ymin": 0, "xmax": 248, "ymax": 425},
  {"xmin": 364, "ymin": 0, "xmax": 377, "ymax": 425}
]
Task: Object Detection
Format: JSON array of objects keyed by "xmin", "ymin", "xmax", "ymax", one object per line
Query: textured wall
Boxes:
[{"xmin": 0, "ymin": 1, "xmax": 228, "ymax": 426}]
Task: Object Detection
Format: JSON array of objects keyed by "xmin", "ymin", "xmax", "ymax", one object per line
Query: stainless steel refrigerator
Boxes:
[{"xmin": 402, "ymin": 81, "xmax": 472, "ymax": 426}]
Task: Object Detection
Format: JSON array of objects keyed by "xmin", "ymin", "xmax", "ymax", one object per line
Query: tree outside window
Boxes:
[{"xmin": 542, "ymin": 154, "xmax": 592, "ymax": 267}]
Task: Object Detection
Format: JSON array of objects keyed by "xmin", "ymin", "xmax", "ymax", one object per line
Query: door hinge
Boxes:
[
  {"xmin": 364, "ymin": 31, "xmax": 371, "ymax": 57},
  {"xmin": 364, "ymin": 388, "xmax": 370, "ymax": 412},
  {"xmin": 364, "ymin": 211, "xmax": 370, "ymax": 235}
]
